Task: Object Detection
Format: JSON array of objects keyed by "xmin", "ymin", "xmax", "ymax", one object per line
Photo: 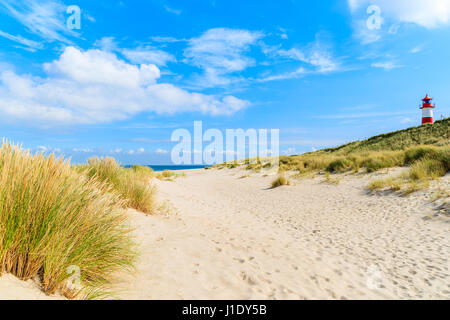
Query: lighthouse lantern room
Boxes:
[{"xmin": 420, "ymin": 94, "xmax": 435, "ymax": 125}]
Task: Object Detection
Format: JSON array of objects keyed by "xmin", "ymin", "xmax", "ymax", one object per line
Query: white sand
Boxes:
[
  {"xmin": 0, "ymin": 274, "xmax": 64, "ymax": 300},
  {"xmin": 118, "ymin": 168, "xmax": 449, "ymax": 300},
  {"xmin": 1, "ymin": 168, "xmax": 448, "ymax": 300}
]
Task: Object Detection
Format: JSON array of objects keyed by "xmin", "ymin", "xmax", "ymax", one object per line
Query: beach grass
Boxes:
[
  {"xmin": 367, "ymin": 147, "xmax": 449, "ymax": 194},
  {"xmin": 80, "ymin": 157, "xmax": 156, "ymax": 214},
  {"xmin": 0, "ymin": 142, "xmax": 135, "ymax": 299},
  {"xmin": 156, "ymin": 170, "xmax": 186, "ymax": 181},
  {"xmin": 271, "ymin": 173, "xmax": 291, "ymax": 188},
  {"xmin": 212, "ymin": 118, "xmax": 449, "ymax": 193}
]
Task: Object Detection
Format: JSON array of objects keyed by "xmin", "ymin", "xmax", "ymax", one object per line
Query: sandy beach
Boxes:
[
  {"xmin": 1, "ymin": 168, "xmax": 449, "ymax": 299},
  {"xmin": 118, "ymin": 168, "xmax": 449, "ymax": 300}
]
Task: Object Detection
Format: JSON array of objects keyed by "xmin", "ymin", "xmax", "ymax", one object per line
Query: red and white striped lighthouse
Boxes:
[{"xmin": 420, "ymin": 94, "xmax": 435, "ymax": 125}]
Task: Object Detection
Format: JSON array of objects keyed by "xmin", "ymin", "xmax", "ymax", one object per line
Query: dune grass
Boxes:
[
  {"xmin": 271, "ymin": 173, "xmax": 291, "ymax": 188},
  {"xmin": 367, "ymin": 147, "xmax": 449, "ymax": 194},
  {"xmin": 157, "ymin": 170, "xmax": 176, "ymax": 179},
  {"xmin": 211, "ymin": 119, "xmax": 449, "ymax": 192},
  {"xmin": 0, "ymin": 142, "xmax": 135, "ymax": 299},
  {"xmin": 156, "ymin": 170, "xmax": 187, "ymax": 181},
  {"xmin": 80, "ymin": 158, "xmax": 156, "ymax": 214}
]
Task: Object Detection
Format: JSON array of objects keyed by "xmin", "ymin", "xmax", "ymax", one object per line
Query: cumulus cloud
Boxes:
[
  {"xmin": 348, "ymin": 0, "xmax": 450, "ymax": 29},
  {"xmin": 184, "ymin": 28, "xmax": 264, "ymax": 88},
  {"xmin": 0, "ymin": 46, "xmax": 249, "ymax": 125}
]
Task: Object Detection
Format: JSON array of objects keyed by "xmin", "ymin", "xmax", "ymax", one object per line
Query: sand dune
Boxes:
[
  {"xmin": 118, "ymin": 168, "xmax": 449, "ymax": 300},
  {"xmin": 1, "ymin": 168, "xmax": 448, "ymax": 299}
]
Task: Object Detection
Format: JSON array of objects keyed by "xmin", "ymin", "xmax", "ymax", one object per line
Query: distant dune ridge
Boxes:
[{"xmin": 0, "ymin": 119, "xmax": 449, "ymax": 299}]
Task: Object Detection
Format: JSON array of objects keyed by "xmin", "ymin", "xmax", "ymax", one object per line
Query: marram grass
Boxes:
[
  {"xmin": 271, "ymin": 173, "xmax": 291, "ymax": 188},
  {"xmin": 0, "ymin": 142, "xmax": 135, "ymax": 299},
  {"xmin": 80, "ymin": 157, "xmax": 156, "ymax": 214}
]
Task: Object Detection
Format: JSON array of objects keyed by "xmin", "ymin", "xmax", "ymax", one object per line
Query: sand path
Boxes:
[{"xmin": 118, "ymin": 169, "xmax": 449, "ymax": 300}]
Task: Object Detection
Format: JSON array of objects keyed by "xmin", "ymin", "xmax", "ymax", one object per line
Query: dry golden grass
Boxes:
[
  {"xmin": 271, "ymin": 173, "xmax": 291, "ymax": 188},
  {"xmin": 81, "ymin": 158, "xmax": 156, "ymax": 214},
  {"xmin": 0, "ymin": 142, "xmax": 135, "ymax": 299},
  {"xmin": 368, "ymin": 151, "xmax": 449, "ymax": 195},
  {"xmin": 156, "ymin": 170, "xmax": 186, "ymax": 181}
]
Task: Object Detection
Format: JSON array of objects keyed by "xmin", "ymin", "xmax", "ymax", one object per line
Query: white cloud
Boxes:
[
  {"xmin": 0, "ymin": 0, "xmax": 77, "ymax": 45},
  {"xmin": 43, "ymin": 47, "xmax": 161, "ymax": 87},
  {"xmin": 122, "ymin": 46, "xmax": 176, "ymax": 67},
  {"xmin": 164, "ymin": 5, "xmax": 182, "ymax": 15},
  {"xmin": 348, "ymin": 0, "xmax": 450, "ymax": 29},
  {"xmin": 410, "ymin": 45, "xmax": 423, "ymax": 54},
  {"xmin": 156, "ymin": 148, "xmax": 169, "ymax": 154},
  {"xmin": 351, "ymin": 19, "xmax": 382, "ymax": 44},
  {"xmin": 94, "ymin": 37, "xmax": 118, "ymax": 52},
  {"xmin": 94, "ymin": 37, "xmax": 176, "ymax": 67},
  {"xmin": 150, "ymin": 36, "xmax": 186, "ymax": 43},
  {"xmin": 0, "ymin": 30, "xmax": 43, "ymax": 51},
  {"xmin": 278, "ymin": 47, "xmax": 339, "ymax": 73},
  {"xmin": 0, "ymin": 46, "xmax": 249, "ymax": 125},
  {"xmin": 371, "ymin": 61, "xmax": 403, "ymax": 70},
  {"xmin": 281, "ymin": 147, "xmax": 296, "ymax": 156},
  {"xmin": 73, "ymin": 148, "xmax": 93, "ymax": 153},
  {"xmin": 184, "ymin": 28, "xmax": 264, "ymax": 88},
  {"xmin": 258, "ymin": 67, "xmax": 306, "ymax": 82}
]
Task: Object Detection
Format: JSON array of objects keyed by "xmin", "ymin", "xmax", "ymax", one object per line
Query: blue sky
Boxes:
[{"xmin": 0, "ymin": 0, "xmax": 449, "ymax": 164}]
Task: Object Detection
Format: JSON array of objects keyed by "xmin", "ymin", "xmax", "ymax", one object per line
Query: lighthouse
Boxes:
[{"xmin": 420, "ymin": 94, "xmax": 435, "ymax": 125}]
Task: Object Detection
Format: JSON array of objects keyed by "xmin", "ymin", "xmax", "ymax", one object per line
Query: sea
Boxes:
[{"xmin": 124, "ymin": 165, "xmax": 206, "ymax": 172}]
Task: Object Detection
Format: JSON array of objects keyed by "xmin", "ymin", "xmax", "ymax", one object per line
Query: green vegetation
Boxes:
[
  {"xmin": 367, "ymin": 146, "xmax": 449, "ymax": 194},
  {"xmin": 278, "ymin": 118, "xmax": 449, "ymax": 173},
  {"xmin": 213, "ymin": 118, "xmax": 449, "ymax": 193},
  {"xmin": 277, "ymin": 120, "xmax": 449, "ymax": 193},
  {"xmin": 80, "ymin": 158, "xmax": 156, "ymax": 214},
  {"xmin": 322, "ymin": 117, "xmax": 449, "ymax": 153},
  {"xmin": 0, "ymin": 142, "xmax": 135, "ymax": 299}
]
